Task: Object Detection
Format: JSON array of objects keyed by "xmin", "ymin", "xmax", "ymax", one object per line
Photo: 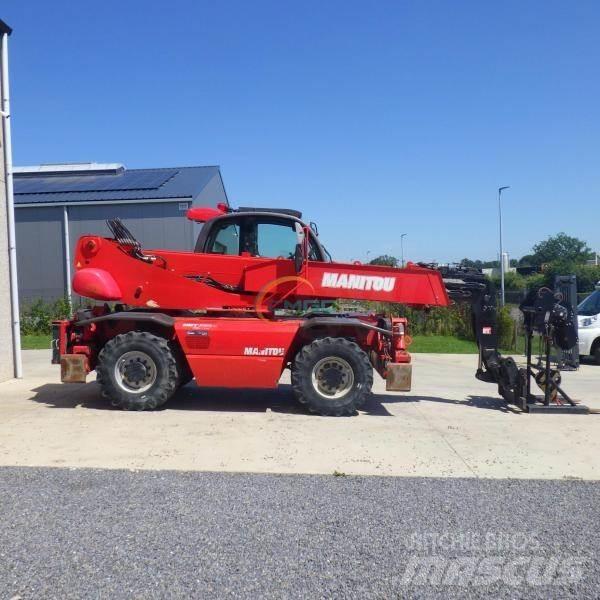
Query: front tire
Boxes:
[
  {"xmin": 291, "ymin": 337, "xmax": 373, "ymax": 416},
  {"xmin": 96, "ymin": 331, "xmax": 179, "ymax": 410}
]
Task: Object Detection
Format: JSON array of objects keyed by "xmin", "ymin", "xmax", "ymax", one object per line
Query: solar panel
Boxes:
[{"xmin": 15, "ymin": 169, "xmax": 178, "ymax": 195}]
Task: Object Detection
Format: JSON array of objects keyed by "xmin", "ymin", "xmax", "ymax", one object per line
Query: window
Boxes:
[
  {"xmin": 209, "ymin": 222, "xmax": 240, "ymax": 255},
  {"xmin": 256, "ymin": 222, "xmax": 298, "ymax": 259},
  {"xmin": 579, "ymin": 290, "xmax": 600, "ymax": 316}
]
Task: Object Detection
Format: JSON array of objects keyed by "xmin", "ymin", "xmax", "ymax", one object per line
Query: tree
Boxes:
[
  {"xmin": 459, "ymin": 258, "xmax": 483, "ymax": 269},
  {"xmin": 481, "ymin": 260, "xmax": 499, "ymax": 269},
  {"xmin": 460, "ymin": 258, "xmax": 503, "ymax": 269},
  {"xmin": 518, "ymin": 254, "xmax": 536, "ymax": 267},
  {"xmin": 369, "ymin": 255, "xmax": 398, "ymax": 267},
  {"xmin": 531, "ymin": 233, "xmax": 592, "ymax": 266}
]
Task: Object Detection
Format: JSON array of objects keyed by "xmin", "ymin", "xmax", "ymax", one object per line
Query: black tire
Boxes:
[
  {"xmin": 593, "ymin": 342, "xmax": 600, "ymax": 366},
  {"xmin": 171, "ymin": 343, "xmax": 194, "ymax": 388},
  {"xmin": 96, "ymin": 331, "xmax": 179, "ymax": 410},
  {"xmin": 178, "ymin": 372, "xmax": 194, "ymax": 388},
  {"xmin": 291, "ymin": 337, "xmax": 373, "ymax": 416}
]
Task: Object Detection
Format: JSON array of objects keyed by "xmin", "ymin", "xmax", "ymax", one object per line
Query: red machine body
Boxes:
[{"xmin": 55, "ymin": 207, "xmax": 449, "ymax": 412}]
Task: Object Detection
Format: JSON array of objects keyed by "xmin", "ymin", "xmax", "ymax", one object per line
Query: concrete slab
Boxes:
[{"xmin": 0, "ymin": 349, "xmax": 598, "ymax": 478}]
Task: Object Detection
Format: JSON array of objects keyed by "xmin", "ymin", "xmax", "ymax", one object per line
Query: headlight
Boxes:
[{"xmin": 580, "ymin": 315, "xmax": 598, "ymax": 328}]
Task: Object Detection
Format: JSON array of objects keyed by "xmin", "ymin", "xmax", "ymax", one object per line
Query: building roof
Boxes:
[{"xmin": 14, "ymin": 163, "xmax": 227, "ymax": 206}]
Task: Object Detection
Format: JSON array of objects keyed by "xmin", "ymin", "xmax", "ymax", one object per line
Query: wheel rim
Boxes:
[
  {"xmin": 114, "ymin": 351, "xmax": 157, "ymax": 394},
  {"xmin": 311, "ymin": 356, "xmax": 355, "ymax": 399}
]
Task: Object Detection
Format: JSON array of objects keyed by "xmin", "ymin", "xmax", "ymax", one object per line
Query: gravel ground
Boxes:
[{"xmin": 0, "ymin": 467, "xmax": 599, "ymax": 599}]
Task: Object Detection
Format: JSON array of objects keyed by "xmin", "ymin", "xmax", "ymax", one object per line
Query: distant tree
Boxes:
[
  {"xmin": 369, "ymin": 254, "xmax": 398, "ymax": 267},
  {"xmin": 459, "ymin": 258, "xmax": 483, "ymax": 269},
  {"xmin": 531, "ymin": 233, "xmax": 592, "ymax": 266},
  {"xmin": 518, "ymin": 254, "xmax": 536, "ymax": 267},
  {"xmin": 483, "ymin": 260, "xmax": 499, "ymax": 269}
]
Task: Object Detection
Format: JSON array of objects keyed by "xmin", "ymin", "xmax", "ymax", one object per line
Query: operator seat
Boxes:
[{"xmin": 242, "ymin": 228, "xmax": 259, "ymax": 256}]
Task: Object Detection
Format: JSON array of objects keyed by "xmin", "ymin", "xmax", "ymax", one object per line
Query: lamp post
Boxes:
[
  {"xmin": 498, "ymin": 186, "xmax": 510, "ymax": 306},
  {"xmin": 400, "ymin": 233, "xmax": 407, "ymax": 267}
]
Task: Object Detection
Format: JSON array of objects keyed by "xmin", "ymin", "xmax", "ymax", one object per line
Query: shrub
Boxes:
[
  {"xmin": 491, "ymin": 271, "xmax": 527, "ymax": 291},
  {"xmin": 524, "ymin": 273, "xmax": 546, "ymax": 291},
  {"xmin": 370, "ymin": 303, "xmax": 475, "ymax": 340},
  {"xmin": 532, "ymin": 262, "xmax": 600, "ymax": 293},
  {"xmin": 496, "ymin": 305, "xmax": 515, "ymax": 350},
  {"xmin": 20, "ymin": 298, "xmax": 72, "ymax": 336},
  {"xmin": 370, "ymin": 299, "xmax": 520, "ymax": 350}
]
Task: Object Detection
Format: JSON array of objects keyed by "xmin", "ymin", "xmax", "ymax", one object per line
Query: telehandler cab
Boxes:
[{"xmin": 53, "ymin": 203, "xmax": 586, "ymax": 415}]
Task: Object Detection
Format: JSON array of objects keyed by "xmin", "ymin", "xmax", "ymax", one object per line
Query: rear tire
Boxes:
[
  {"xmin": 97, "ymin": 331, "xmax": 179, "ymax": 410},
  {"xmin": 291, "ymin": 337, "xmax": 373, "ymax": 416}
]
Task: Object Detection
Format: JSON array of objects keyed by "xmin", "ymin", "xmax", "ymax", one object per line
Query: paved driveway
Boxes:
[{"xmin": 0, "ymin": 350, "xmax": 598, "ymax": 479}]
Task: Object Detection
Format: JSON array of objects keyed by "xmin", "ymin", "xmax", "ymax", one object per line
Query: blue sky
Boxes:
[{"xmin": 4, "ymin": 0, "xmax": 599, "ymax": 263}]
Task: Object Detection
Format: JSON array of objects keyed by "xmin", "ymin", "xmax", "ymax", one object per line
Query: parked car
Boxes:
[{"xmin": 578, "ymin": 282, "xmax": 600, "ymax": 364}]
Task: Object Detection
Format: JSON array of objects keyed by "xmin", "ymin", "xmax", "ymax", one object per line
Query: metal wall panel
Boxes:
[
  {"xmin": 191, "ymin": 171, "xmax": 229, "ymax": 240},
  {"xmin": 68, "ymin": 201, "xmax": 195, "ymax": 258},
  {"xmin": 15, "ymin": 206, "xmax": 65, "ymax": 303},
  {"xmin": 193, "ymin": 170, "xmax": 227, "ymax": 206}
]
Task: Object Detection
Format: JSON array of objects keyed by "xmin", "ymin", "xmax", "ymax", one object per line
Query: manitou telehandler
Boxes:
[{"xmin": 52, "ymin": 203, "xmax": 587, "ymax": 415}]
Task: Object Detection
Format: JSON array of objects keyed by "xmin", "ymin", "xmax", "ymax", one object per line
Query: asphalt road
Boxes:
[{"xmin": 0, "ymin": 468, "xmax": 598, "ymax": 599}]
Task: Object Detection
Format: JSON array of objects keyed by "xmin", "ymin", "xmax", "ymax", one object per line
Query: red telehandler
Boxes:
[{"xmin": 53, "ymin": 204, "xmax": 586, "ymax": 415}]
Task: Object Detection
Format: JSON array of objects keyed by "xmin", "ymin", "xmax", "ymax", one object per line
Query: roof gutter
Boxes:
[
  {"xmin": 1, "ymin": 28, "xmax": 22, "ymax": 378},
  {"xmin": 14, "ymin": 197, "xmax": 192, "ymax": 208}
]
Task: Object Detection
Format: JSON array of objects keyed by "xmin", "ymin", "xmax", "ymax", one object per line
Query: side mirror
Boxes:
[{"xmin": 294, "ymin": 222, "xmax": 305, "ymax": 246}]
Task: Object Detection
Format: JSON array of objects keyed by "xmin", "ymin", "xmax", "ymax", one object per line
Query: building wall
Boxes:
[
  {"xmin": 194, "ymin": 170, "xmax": 228, "ymax": 206},
  {"xmin": 0, "ymin": 93, "xmax": 15, "ymax": 381},
  {"xmin": 15, "ymin": 206, "xmax": 65, "ymax": 304},
  {"xmin": 190, "ymin": 170, "xmax": 229, "ymax": 240},
  {"xmin": 67, "ymin": 200, "xmax": 195, "ymax": 256},
  {"xmin": 15, "ymin": 200, "xmax": 197, "ymax": 303}
]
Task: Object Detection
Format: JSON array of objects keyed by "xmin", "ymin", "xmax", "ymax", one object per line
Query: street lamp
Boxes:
[
  {"xmin": 498, "ymin": 186, "xmax": 510, "ymax": 306},
  {"xmin": 400, "ymin": 233, "xmax": 407, "ymax": 268}
]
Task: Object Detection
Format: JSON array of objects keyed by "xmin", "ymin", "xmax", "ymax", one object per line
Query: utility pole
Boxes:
[
  {"xmin": 498, "ymin": 186, "xmax": 510, "ymax": 306},
  {"xmin": 400, "ymin": 233, "xmax": 407, "ymax": 268}
]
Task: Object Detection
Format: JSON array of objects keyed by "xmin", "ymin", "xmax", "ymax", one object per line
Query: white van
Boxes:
[{"xmin": 578, "ymin": 283, "xmax": 600, "ymax": 364}]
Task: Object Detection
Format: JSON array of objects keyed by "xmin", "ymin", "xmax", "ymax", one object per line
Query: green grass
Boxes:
[
  {"xmin": 22, "ymin": 334, "xmax": 51, "ymax": 350},
  {"xmin": 409, "ymin": 334, "xmax": 525, "ymax": 354},
  {"xmin": 409, "ymin": 335, "xmax": 479, "ymax": 354}
]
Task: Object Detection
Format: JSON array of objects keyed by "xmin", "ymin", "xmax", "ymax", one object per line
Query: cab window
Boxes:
[
  {"xmin": 208, "ymin": 222, "xmax": 240, "ymax": 255},
  {"xmin": 256, "ymin": 222, "xmax": 298, "ymax": 259}
]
